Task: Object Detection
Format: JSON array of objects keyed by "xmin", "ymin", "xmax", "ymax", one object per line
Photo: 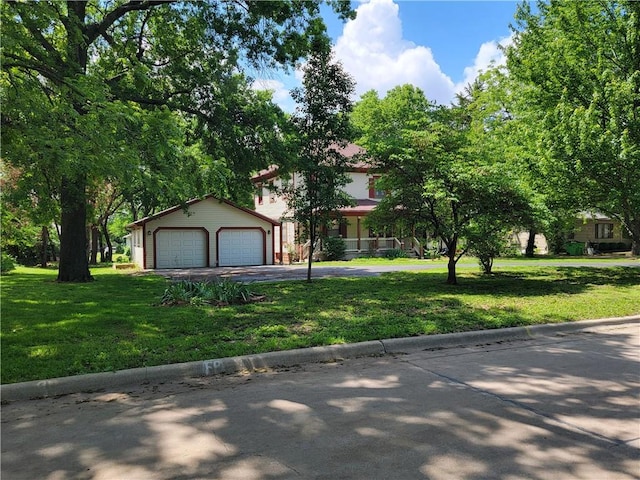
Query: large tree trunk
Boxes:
[
  {"xmin": 525, "ymin": 229, "xmax": 536, "ymax": 257},
  {"xmin": 57, "ymin": 176, "xmax": 92, "ymax": 282},
  {"xmin": 446, "ymin": 253, "xmax": 457, "ymax": 285},
  {"xmin": 445, "ymin": 236, "xmax": 459, "ymax": 285}
]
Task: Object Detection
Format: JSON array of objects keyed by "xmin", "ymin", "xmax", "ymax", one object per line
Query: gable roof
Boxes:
[
  {"xmin": 127, "ymin": 194, "xmax": 281, "ymax": 228},
  {"xmin": 251, "ymin": 143, "xmax": 373, "ymax": 183},
  {"xmin": 338, "ymin": 199, "xmax": 379, "ymax": 215}
]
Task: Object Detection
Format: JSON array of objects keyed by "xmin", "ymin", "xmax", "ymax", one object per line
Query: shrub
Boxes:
[
  {"xmin": 0, "ymin": 252, "xmax": 16, "ymax": 274},
  {"xmin": 324, "ymin": 236, "xmax": 346, "ymax": 261},
  {"xmin": 285, "ymin": 243, "xmax": 299, "ymax": 264},
  {"xmin": 383, "ymin": 248, "xmax": 408, "ymax": 259},
  {"xmin": 467, "ymin": 228, "xmax": 511, "ymax": 274},
  {"xmin": 161, "ymin": 278, "xmax": 262, "ymax": 306}
]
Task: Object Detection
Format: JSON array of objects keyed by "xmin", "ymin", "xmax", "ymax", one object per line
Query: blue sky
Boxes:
[{"xmin": 253, "ymin": 0, "xmax": 522, "ymax": 111}]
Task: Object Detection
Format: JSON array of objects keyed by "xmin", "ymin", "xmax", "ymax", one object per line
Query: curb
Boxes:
[{"xmin": 2, "ymin": 315, "xmax": 638, "ymax": 402}]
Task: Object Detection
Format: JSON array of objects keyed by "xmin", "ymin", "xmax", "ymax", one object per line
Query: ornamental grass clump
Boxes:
[{"xmin": 161, "ymin": 279, "xmax": 264, "ymax": 306}]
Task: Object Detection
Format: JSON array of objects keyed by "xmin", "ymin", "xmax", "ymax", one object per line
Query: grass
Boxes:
[
  {"xmin": 314, "ymin": 253, "xmax": 635, "ymax": 267},
  {"xmin": 2, "ymin": 263, "xmax": 639, "ymax": 384}
]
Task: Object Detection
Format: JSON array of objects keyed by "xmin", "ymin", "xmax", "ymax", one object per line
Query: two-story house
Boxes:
[{"xmin": 252, "ymin": 143, "xmax": 421, "ymax": 262}]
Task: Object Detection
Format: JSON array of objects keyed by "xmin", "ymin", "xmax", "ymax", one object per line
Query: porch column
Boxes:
[
  {"xmin": 357, "ymin": 216, "xmax": 361, "ymax": 251},
  {"xmin": 279, "ymin": 224, "xmax": 283, "ymax": 265}
]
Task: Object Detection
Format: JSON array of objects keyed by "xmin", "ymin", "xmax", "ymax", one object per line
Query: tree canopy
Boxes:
[
  {"xmin": 282, "ymin": 43, "xmax": 356, "ymax": 282},
  {"xmin": 1, "ymin": 0, "xmax": 354, "ymax": 281},
  {"xmin": 352, "ymin": 85, "xmax": 533, "ymax": 284},
  {"xmin": 506, "ymin": 0, "xmax": 640, "ymax": 254}
]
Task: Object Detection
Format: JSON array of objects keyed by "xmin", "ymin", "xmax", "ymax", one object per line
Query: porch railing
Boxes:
[
  {"xmin": 343, "ymin": 237, "xmax": 400, "ymax": 252},
  {"xmin": 302, "ymin": 237, "xmax": 407, "ymax": 260}
]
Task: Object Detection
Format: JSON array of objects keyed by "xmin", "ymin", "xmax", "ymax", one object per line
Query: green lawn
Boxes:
[{"xmin": 2, "ymin": 264, "xmax": 639, "ymax": 384}]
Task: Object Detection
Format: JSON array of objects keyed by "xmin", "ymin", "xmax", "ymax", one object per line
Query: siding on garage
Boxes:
[{"xmin": 130, "ymin": 197, "xmax": 277, "ymax": 269}]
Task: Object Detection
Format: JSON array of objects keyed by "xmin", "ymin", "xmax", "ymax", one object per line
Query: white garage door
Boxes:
[
  {"xmin": 218, "ymin": 229, "xmax": 263, "ymax": 266},
  {"xmin": 156, "ymin": 230, "xmax": 207, "ymax": 269}
]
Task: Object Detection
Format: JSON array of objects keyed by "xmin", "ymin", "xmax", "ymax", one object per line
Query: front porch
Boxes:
[{"xmin": 305, "ymin": 236, "xmax": 424, "ymax": 261}]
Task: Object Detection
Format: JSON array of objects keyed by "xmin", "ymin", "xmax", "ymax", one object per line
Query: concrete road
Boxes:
[
  {"xmin": 2, "ymin": 321, "xmax": 639, "ymax": 480},
  {"xmin": 155, "ymin": 258, "xmax": 639, "ymax": 283}
]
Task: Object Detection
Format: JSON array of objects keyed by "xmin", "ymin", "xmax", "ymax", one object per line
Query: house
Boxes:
[
  {"xmin": 252, "ymin": 143, "xmax": 422, "ymax": 261},
  {"xmin": 127, "ymin": 195, "xmax": 281, "ymax": 269},
  {"xmin": 567, "ymin": 212, "xmax": 632, "ymax": 254},
  {"xmin": 511, "ymin": 212, "xmax": 631, "ymax": 256}
]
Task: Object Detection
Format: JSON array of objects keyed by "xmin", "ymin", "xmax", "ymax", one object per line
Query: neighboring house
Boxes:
[
  {"xmin": 252, "ymin": 143, "xmax": 421, "ymax": 261},
  {"xmin": 512, "ymin": 212, "xmax": 631, "ymax": 256},
  {"xmin": 567, "ymin": 212, "xmax": 632, "ymax": 253},
  {"xmin": 127, "ymin": 195, "xmax": 280, "ymax": 269}
]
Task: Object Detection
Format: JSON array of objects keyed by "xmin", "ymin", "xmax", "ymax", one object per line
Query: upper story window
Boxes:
[
  {"xmin": 257, "ymin": 184, "xmax": 263, "ymax": 205},
  {"xmin": 269, "ymin": 181, "xmax": 276, "ymax": 203},
  {"xmin": 595, "ymin": 223, "xmax": 614, "ymax": 239},
  {"xmin": 368, "ymin": 176, "xmax": 385, "ymax": 199}
]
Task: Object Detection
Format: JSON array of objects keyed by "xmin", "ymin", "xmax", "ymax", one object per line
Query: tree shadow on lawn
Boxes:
[
  {"xmin": 380, "ymin": 266, "xmax": 640, "ymax": 297},
  {"xmin": 263, "ymin": 266, "xmax": 640, "ymax": 341}
]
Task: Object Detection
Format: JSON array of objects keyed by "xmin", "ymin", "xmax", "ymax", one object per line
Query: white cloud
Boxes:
[
  {"xmin": 253, "ymin": 0, "xmax": 513, "ymax": 111},
  {"xmin": 332, "ymin": 0, "xmax": 511, "ymax": 105},
  {"xmin": 251, "ymin": 79, "xmax": 289, "ymax": 102},
  {"xmin": 455, "ymin": 35, "xmax": 513, "ymax": 95},
  {"xmin": 250, "ymin": 78, "xmax": 296, "ymax": 112},
  {"xmin": 333, "ymin": 0, "xmax": 455, "ymax": 104}
]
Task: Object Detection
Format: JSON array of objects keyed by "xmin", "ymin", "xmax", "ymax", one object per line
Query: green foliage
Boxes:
[
  {"xmin": 324, "ymin": 237, "xmax": 347, "ymax": 261},
  {"xmin": 466, "ymin": 226, "xmax": 511, "ymax": 274},
  {"xmin": 507, "ymin": 1, "xmax": 640, "ymax": 254},
  {"xmin": 0, "ymin": 205, "xmax": 41, "ymax": 266},
  {"xmin": 594, "ymin": 242, "xmax": 630, "ymax": 253},
  {"xmin": 383, "ymin": 249, "xmax": 409, "ymax": 259},
  {"xmin": 0, "ymin": 253, "xmax": 17, "ymax": 274},
  {"xmin": 352, "ymin": 85, "xmax": 533, "ymax": 284},
  {"xmin": 283, "ymin": 44, "xmax": 356, "ymax": 281},
  {"xmin": 161, "ymin": 279, "xmax": 260, "ymax": 306},
  {"xmin": 1, "ymin": 0, "xmax": 355, "ymax": 281}
]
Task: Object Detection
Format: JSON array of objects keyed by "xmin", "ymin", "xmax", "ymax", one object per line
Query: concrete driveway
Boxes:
[
  {"xmin": 2, "ymin": 320, "xmax": 638, "ymax": 479},
  {"xmin": 153, "ymin": 258, "xmax": 639, "ymax": 283}
]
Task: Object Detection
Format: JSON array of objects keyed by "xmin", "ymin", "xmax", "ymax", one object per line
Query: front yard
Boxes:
[{"xmin": 2, "ymin": 264, "xmax": 639, "ymax": 384}]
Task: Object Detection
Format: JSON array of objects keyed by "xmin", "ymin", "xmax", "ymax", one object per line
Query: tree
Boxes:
[
  {"xmin": 283, "ymin": 43, "xmax": 356, "ymax": 282},
  {"xmin": 507, "ymin": 0, "xmax": 640, "ymax": 254},
  {"xmin": 353, "ymin": 85, "xmax": 532, "ymax": 284},
  {"xmin": 0, "ymin": 163, "xmax": 59, "ymax": 266},
  {"xmin": 1, "ymin": 0, "xmax": 354, "ymax": 282}
]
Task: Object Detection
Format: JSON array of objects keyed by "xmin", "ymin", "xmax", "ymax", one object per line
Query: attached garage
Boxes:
[{"xmin": 127, "ymin": 195, "xmax": 280, "ymax": 269}]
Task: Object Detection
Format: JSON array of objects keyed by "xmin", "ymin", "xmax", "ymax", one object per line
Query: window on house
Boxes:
[
  {"xmin": 257, "ymin": 184, "xmax": 263, "ymax": 205},
  {"xmin": 595, "ymin": 223, "xmax": 614, "ymax": 239},
  {"xmin": 269, "ymin": 181, "xmax": 276, "ymax": 203},
  {"xmin": 368, "ymin": 176, "xmax": 385, "ymax": 199}
]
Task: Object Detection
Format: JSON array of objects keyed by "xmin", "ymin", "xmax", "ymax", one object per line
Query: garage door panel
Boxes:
[
  {"xmin": 219, "ymin": 229, "xmax": 263, "ymax": 267},
  {"xmin": 156, "ymin": 230, "xmax": 206, "ymax": 269}
]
